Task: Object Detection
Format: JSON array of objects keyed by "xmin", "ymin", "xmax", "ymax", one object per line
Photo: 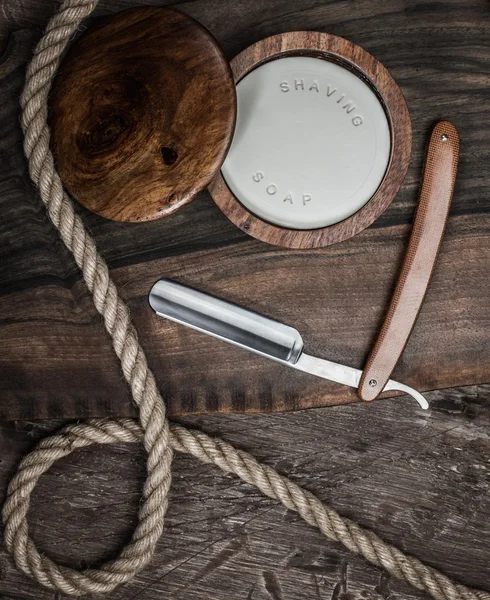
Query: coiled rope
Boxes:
[{"xmin": 2, "ymin": 1, "xmax": 489, "ymax": 598}]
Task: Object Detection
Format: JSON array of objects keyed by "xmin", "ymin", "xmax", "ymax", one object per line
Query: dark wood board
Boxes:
[
  {"xmin": 1, "ymin": 0, "xmax": 490, "ymax": 419},
  {"xmin": 0, "ymin": 389, "xmax": 488, "ymax": 599}
]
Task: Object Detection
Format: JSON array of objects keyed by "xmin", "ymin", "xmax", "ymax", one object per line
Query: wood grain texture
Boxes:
[
  {"xmin": 359, "ymin": 122, "xmax": 460, "ymax": 401},
  {"xmin": 1, "ymin": 0, "xmax": 490, "ymax": 420},
  {"xmin": 0, "ymin": 389, "xmax": 488, "ymax": 599},
  {"xmin": 50, "ymin": 6, "xmax": 236, "ymax": 222},
  {"xmin": 209, "ymin": 30, "xmax": 412, "ymax": 249}
]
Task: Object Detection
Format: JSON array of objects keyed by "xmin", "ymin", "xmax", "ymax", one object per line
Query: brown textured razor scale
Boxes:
[{"xmin": 358, "ymin": 121, "xmax": 460, "ymax": 402}]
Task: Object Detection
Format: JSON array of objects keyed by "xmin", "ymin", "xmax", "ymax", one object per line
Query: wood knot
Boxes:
[
  {"xmin": 161, "ymin": 146, "xmax": 178, "ymax": 165},
  {"xmin": 79, "ymin": 111, "xmax": 132, "ymax": 155}
]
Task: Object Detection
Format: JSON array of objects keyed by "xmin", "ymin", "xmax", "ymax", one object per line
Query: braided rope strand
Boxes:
[
  {"xmin": 2, "ymin": 1, "xmax": 489, "ymax": 598},
  {"xmin": 11, "ymin": 0, "xmax": 173, "ymax": 594},
  {"xmin": 3, "ymin": 420, "xmax": 490, "ymax": 599}
]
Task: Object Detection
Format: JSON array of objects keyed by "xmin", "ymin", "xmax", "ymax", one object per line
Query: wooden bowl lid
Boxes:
[{"xmin": 49, "ymin": 7, "xmax": 236, "ymax": 222}]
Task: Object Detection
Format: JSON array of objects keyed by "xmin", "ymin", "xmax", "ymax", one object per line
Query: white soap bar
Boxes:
[{"xmin": 221, "ymin": 56, "xmax": 391, "ymax": 230}]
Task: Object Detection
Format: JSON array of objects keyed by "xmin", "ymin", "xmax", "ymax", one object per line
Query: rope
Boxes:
[{"xmin": 2, "ymin": 1, "xmax": 488, "ymax": 597}]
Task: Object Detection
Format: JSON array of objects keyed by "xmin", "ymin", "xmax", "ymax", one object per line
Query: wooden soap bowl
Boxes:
[{"xmin": 209, "ymin": 31, "xmax": 412, "ymax": 249}]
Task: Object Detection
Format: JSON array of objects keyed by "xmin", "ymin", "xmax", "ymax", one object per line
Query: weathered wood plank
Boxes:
[
  {"xmin": 1, "ymin": 0, "xmax": 490, "ymax": 419},
  {"xmin": 0, "ymin": 388, "xmax": 488, "ymax": 599}
]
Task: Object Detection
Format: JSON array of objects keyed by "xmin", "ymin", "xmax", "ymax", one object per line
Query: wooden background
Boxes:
[
  {"xmin": 1, "ymin": 0, "xmax": 490, "ymax": 419},
  {"xmin": 0, "ymin": 1, "xmax": 489, "ymax": 599},
  {"xmin": 0, "ymin": 390, "xmax": 488, "ymax": 599}
]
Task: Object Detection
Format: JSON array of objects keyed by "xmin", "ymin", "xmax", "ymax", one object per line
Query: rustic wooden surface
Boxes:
[
  {"xmin": 1, "ymin": 0, "xmax": 490, "ymax": 419},
  {"xmin": 50, "ymin": 6, "xmax": 236, "ymax": 222},
  {"xmin": 2, "ymin": 0, "xmax": 490, "ymax": 419},
  {"xmin": 0, "ymin": 389, "xmax": 488, "ymax": 599},
  {"xmin": 209, "ymin": 30, "xmax": 412, "ymax": 249},
  {"xmin": 0, "ymin": 4, "xmax": 490, "ymax": 598}
]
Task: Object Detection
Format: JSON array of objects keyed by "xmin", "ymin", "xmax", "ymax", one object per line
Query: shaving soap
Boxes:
[{"xmin": 221, "ymin": 56, "xmax": 391, "ymax": 229}]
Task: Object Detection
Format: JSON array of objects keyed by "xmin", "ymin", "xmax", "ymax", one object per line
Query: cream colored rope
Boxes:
[{"xmin": 2, "ymin": 1, "xmax": 489, "ymax": 598}]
